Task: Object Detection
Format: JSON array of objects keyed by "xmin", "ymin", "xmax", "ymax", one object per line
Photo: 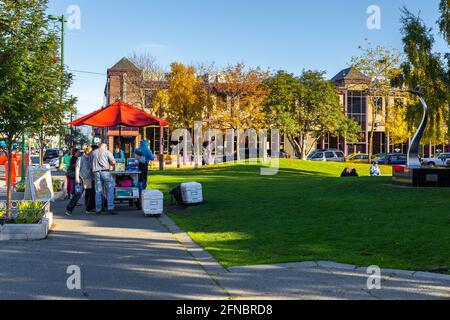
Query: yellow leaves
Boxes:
[
  {"xmin": 386, "ymin": 100, "xmax": 410, "ymax": 145},
  {"xmin": 167, "ymin": 63, "xmax": 205, "ymax": 128},
  {"xmin": 210, "ymin": 63, "xmax": 269, "ymax": 130}
]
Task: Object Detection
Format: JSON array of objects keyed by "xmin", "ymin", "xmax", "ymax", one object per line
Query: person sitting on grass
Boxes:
[
  {"xmin": 370, "ymin": 162, "xmax": 381, "ymax": 177},
  {"xmin": 341, "ymin": 167, "xmax": 358, "ymax": 177}
]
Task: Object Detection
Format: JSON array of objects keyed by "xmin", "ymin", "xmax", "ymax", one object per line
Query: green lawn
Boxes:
[{"xmin": 149, "ymin": 160, "xmax": 450, "ymax": 272}]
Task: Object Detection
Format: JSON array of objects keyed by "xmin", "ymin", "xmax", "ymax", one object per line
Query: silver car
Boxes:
[{"xmin": 307, "ymin": 150, "xmax": 346, "ymax": 162}]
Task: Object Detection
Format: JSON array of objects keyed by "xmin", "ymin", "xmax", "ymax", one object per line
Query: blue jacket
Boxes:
[
  {"xmin": 133, "ymin": 140, "xmax": 155, "ymax": 163},
  {"xmin": 114, "ymin": 150, "xmax": 125, "ymax": 159}
]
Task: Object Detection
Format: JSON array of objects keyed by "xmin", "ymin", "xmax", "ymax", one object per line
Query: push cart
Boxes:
[{"xmin": 111, "ymin": 171, "xmax": 141, "ymax": 208}]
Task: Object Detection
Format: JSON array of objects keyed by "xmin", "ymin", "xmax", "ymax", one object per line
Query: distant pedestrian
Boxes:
[
  {"xmin": 133, "ymin": 140, "xmax": 154, "ymax": 189},
  {"xmin": 370, "ymin": 162, "xmax": 381, "ymax": 177},
  {"xmin": 65, "ymin": 149, "xmax": 81, "ymax": 216},
  {"xmin": 113, "ymin": 145, "xmax": 125, "ymax": 160},
  {"xmin": 77, "ymin": 146, "xmax": 95, "ymax": 213},
  {"xmin": 91, "ymin": 143, "xmax": 116, "ymax": 215},
  {"xmin": 135, "ymin": 149, "xmax": 148, "ymax": 192},
  {"xmin": 64, "ymin": 147, "xmax": 74, "ymax": 200}
]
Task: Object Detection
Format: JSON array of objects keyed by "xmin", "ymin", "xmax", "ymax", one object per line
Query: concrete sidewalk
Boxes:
[
  {"xmin": 0, "ymin": 200, "xmax": 449, "ymax": 300},
  {"xmin": 0, "ymin": 201, "xmax": 227, "ymax": 300}
]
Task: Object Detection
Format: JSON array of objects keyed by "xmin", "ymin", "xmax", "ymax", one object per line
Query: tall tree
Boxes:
[
  {"xmin": 392, "ymin": 7, "xmax": 448, "ymax": 145},
  {"xmin": 211, "ymin": 63, "xmax": 269, "ymax": 159},
  {"xmin": 265, "ymin": 70, "xmax": 360, "ymax": 159},
  {"xmin": 149, "ymin": 88, "xmax": 169, "ymax": 119},
  {"xmin": 437, "ymin": 0, "xmax": 449, "ymax": 44},
  {"xmin": 166, "ymin": 62, "xmax": 205, "ymax": 128},
  {"xmin": 385, "ymin": 98, "xmax": 411, "ymax": 146},
  {"xmin": 351, "ymin": 43, "xmax": 401, "ymax": 161},
  {"xmin": 0, "ymin": 0, "xmax": 73, "ymax": 211}
]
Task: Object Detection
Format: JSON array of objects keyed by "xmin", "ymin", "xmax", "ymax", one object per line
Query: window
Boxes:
[
  {"xmin": 335, "ymin": 152, "xmax": 345, "ymax": 158},
  {"xmin": 347, "ymin": 91, "xmax": 367, "ymax": 143},
  {"xmin": 325, "ymin": 152, "xmax": 335, "ymax": 159},
  {"xmin": 312, "ymin": 153, "xmax": 324, "ymax": 159}
]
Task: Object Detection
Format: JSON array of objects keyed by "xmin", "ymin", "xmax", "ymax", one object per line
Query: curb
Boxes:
[
  {"xmin": 157, "ymin": 215, "xmax": 231, "ymax": 299},
  {"xmin": 231, "ymin": 260, "xmax": 450, "ymax": 282}
]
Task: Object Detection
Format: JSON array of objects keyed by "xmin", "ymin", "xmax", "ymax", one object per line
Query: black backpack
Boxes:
[{"xmin": 170, "ymin": 185, "xmax": 183, "ymax": 204}]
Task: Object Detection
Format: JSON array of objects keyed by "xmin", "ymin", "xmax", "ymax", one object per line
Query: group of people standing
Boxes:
[{"xmin": 63, "ymin": 141, "xmax": 154, "ymax": 216}]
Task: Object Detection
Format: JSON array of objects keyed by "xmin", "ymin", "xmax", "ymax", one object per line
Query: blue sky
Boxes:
[{"xmin": 46, "ymin": 0, "xmax": 448, "ymax": 115}]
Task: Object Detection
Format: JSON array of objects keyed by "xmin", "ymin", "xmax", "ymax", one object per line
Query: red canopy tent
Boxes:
[
  {"xmin": 70, "ymin": 101, "xmax": 169, "ymax": 169},
  {"xmin": 70, "ymin": 100, "xmax": 169, "ymax": 128}
]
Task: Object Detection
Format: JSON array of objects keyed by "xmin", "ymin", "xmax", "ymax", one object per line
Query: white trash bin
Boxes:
[
  {"xmin": 181, "ymin": 182, "xmax": 203, "ymax": 205},
  {"xmin": 141, "ymin": 190, "xmax": 164, "ymax": 216}
]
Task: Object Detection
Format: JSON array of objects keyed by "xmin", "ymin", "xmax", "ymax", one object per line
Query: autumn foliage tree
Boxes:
[
  {"xmin": 211, "ymin": 63, "xmax": 269, "ymax": 160},
  {"xmin": 166, "ymin": 63, "xmax": 206, "ymax": 128},
  {"xmin": 392, "ymin": 7, "xmax": 449, "ymax": 148}
]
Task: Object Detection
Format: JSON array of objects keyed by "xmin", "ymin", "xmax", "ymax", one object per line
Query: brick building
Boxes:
[
  {"xmin": 103, "ymin": 58, "xmax": 448, "ymax": 159},
  {"xmin": 104, "ymin": 57, "xmax": 170, "ymax": 157}
]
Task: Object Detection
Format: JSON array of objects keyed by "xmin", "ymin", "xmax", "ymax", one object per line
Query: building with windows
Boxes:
[
  {"xmin": 320, "ymin": 67, "xmax": 404, "ymax": 156},
  {"xmin": 103, "ymin": 58, "xmax": 447, "ymax": 160},
  {"xmin": 103, "ymin": 58, "xmax": 170, "ymax": 157}
]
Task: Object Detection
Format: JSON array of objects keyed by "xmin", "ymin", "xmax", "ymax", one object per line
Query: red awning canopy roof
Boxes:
[{"xmin": 70, "ymin": 101, "xmax": 169, "ymax": 128}]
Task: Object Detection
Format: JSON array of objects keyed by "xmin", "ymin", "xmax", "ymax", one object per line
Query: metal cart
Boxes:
[{"xmin": 111, "ymin": 171, "xmax": 141, "ymax": 207}]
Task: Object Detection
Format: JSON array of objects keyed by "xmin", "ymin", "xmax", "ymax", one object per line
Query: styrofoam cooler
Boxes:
[
  {"xmin": 141, "ymin": 190, "xmax": 164, "ymax": 216},
  {"xmin": 181, "ymin": 182, "xmax": 203, "ymax": 204}
]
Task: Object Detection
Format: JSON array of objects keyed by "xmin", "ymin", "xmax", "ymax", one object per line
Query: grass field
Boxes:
[{"xmin": 149, "ymin": 160, "xmax": 450, "ymax": 272}]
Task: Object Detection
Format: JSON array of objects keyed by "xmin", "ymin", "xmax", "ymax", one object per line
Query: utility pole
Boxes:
[
  {"xmin": 48, "ymin": 14, "xmax": 70, "ymax": 145},
  {"xmin": 48, "ymin": 14, "xmax": 68, "ymax": 169}
]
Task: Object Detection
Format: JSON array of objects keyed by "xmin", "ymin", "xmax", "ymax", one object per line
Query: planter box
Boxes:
[{"xmin": 0, "ymin": 211, "xmax": 53, "ymax": 241}]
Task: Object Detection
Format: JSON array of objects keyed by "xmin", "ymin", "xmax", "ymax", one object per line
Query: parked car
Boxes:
[
  {"xmin": 421, "ymin": 152, "xmax": 450, "ymax": 167},
  {"xmin": 346, "ymin": 153, "xmax": 370, "ymax": 163},
  {"xmin": 43, "ymin": 149, "xmax": 60, "ymax": 162},
  {"xmin": 49, "ymin": 157, "xmax": 60, "ymax": 168},
  {"xmin": 376, "ymin": 153, "xmax": 407, "ymax": 165},
  {"xmin": 307, "ymin": 149, "xmax": 345, "ymax": 162},
  {"xmin": 30, "ymin": 155, "xmax": 40, "ymax": 168}
]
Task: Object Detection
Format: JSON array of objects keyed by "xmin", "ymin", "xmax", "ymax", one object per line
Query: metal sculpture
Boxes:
[{"xmin": 406, "ymin": 90, "xmax": 428, "ymax": 169}]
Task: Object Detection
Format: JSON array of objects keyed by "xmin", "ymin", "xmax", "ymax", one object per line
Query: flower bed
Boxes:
[{"xmin": 0, "ymin": 200, "xmax": 53, "ymax": 241}]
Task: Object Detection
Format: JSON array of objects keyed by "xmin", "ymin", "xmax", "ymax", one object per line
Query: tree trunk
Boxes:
[
  {"xmin": 39, "ymin": 134, "xmax": 45, "ymax": 168},
  {"xmin": 287, "ymin": 135, "xmax": 301, "ymax": 159},
  {"xmin": 300, "ymin": 133, "xmax": 307, "ymax": 160},
  {"xmin": 368, "ymin": 98, "xmax": 378, "ymax": 163},
  {"xmin": 6, "ymin": 138, "xmax": 14, "ymax": 217},
  {"xmin": 182, "ymin": 130, "xmax": 188, "ymax": 165},
  {"xmin": 385, "ymin": 102, "xmax": 390, "ymax": 154},
  {"xmin": 236, "ymin": 129, "xmax": 241, "ymax": 161}
]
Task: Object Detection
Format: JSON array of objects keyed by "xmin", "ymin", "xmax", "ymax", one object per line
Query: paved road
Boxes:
[
  {"xmin": 0, "ymin": 201, "xmax": 226, "ymax": 300},
  {"xmin": 0, "ymin": 200, "xmax": 449, "ymax": 300}
]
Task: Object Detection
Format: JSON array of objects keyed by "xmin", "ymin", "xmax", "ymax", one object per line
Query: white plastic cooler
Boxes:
[
  {"xmin": 181, "ymin": 182, "xmax": 203, "ymax": 204},
  {"xmin": 141, "ymin": 190, "xmax": 164, "ymax": 216}
]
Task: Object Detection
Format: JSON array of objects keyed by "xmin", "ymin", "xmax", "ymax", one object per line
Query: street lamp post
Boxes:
[
  {"xmin": 48, "ymin": 14, "xmax": 69, "ymax": 169},
  {"xmin": 48, "ymin": 14, "xmax": 71, "ymax": 146}
]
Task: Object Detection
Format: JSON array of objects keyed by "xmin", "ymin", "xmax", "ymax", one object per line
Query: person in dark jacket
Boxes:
[
  {"xmin": 65, "ymin": 149, "xmax": 82, "ymax": 216},
  {"xmin": 133, "ymin": 140, "xmax": 155, "ymax": 189}
]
